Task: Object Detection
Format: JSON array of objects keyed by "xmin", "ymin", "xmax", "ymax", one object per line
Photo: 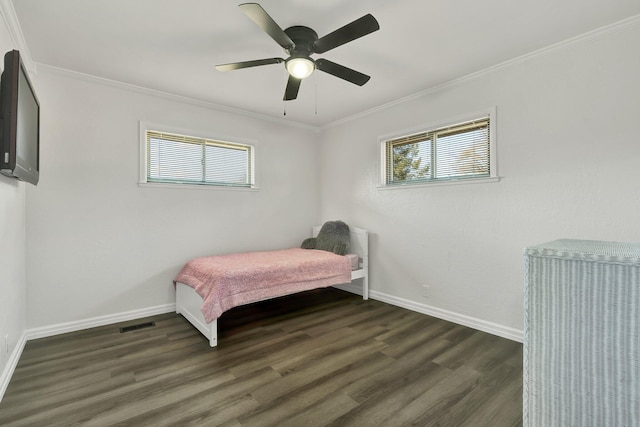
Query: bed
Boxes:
[{"xmin": 175, "ymin": 225, "xmax": 369, "ymax": 347}]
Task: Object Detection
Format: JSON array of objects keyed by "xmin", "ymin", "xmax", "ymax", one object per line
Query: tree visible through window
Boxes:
[
  {"xmin": 391, "ymin": 139, "xmax": 431, "ymax": 182},
  {"xmin": 385, "ymin": 117, "xmax": 490, "ymax": 185}
]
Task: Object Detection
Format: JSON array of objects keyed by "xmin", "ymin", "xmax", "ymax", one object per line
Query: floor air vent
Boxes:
[{"xmin": 119, "ymin": 322, "xmax": 156, "ymax": 333}]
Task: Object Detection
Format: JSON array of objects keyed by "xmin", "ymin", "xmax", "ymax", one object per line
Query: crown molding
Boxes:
[
  {"xmin": 321, "ymin": 13, "xmax": 640, "ymax": 131},
  {"xmin": 38, "ymin": 63, "xmax": 319, "ymax": 132},
  {"xmin": 0, "ymin": 0, "xmax": 36, "ymax": 74}
]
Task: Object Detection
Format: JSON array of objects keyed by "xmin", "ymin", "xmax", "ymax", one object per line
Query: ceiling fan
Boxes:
[{"xmin": 215, "ymin": 3, "xmax": 380, "ymax": 101}]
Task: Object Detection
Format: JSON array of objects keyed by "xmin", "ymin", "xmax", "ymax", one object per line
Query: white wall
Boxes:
[
  {"xmin": 0, "ymin": 12, "xmax": 26, "ymax": 394},
  {"xmin": 25, "ymin": 69, "xmax": 321, "ymax": 330},
  {"xmin": 318, "ymin": 23, "xmax": 640, "ymax": 338},
  {"xmin": 0, "ymin": 158, "xmax": 25, "ymax": 389}
]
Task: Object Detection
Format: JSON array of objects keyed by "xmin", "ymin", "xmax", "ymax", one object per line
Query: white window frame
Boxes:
[
  {"xmin": 378, "ymin": 107, "xmax": 498, "ymax": 189},
  {"xmin": 138, "ymin": 122, "xmax": 258, "ymax": 191}
]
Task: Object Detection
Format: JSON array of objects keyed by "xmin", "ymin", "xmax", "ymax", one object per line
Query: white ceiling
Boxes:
[{"xmin": 11, "ymin": 0, "xmax": 640, "ymax": 127}]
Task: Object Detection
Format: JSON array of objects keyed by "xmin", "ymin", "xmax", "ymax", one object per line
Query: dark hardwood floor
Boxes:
[{"xmin": 0, "ymin": 288, "xmax": 523, "ymax": 426}]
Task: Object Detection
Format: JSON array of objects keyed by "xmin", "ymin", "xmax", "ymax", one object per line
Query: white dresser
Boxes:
[{"xmin": 524, "ymin": 239, "xmax": 640, "ymax": 427}]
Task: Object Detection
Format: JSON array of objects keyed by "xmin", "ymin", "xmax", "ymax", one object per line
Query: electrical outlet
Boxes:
[
  {"xmin": 4, "ymin": 334, "xmax": 9, "ymax": 357},
  {"xmin": 422, "ymin": 284, "xmax": 430, "ymax": 298}
]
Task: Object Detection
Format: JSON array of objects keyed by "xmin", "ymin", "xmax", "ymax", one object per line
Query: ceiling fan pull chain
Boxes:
[
  {"xmin": 283, "ymin": 69, "xmax": 288, "ymax": 116},
  {"xmin": 315, "ymin": 72, "xmax": 318, "ymax": 115}
]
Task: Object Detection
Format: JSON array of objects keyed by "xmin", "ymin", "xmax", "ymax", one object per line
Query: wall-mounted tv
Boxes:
[{"xmin": 0, "ymin": 49, "xmax": 40, "ymax": 186}]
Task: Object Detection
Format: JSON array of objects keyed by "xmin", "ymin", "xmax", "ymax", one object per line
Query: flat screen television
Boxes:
[{"xmin": 0, "ymin": 49, "xmax": 40, "ymax": 186}]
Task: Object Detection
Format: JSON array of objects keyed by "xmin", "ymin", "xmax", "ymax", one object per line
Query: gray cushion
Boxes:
[{"xmin": 301, "ymin": 221, "xmax": 350, "ymax": 255}]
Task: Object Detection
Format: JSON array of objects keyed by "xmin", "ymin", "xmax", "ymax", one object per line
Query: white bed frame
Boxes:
[{"xmin": 176, "ymin": 225, "xmax": 369, "ymax": 347}]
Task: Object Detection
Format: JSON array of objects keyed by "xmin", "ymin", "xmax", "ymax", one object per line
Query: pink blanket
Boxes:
[{"xmin": 174, "ymin": 248, "xmax": 352, "ymax": 323}]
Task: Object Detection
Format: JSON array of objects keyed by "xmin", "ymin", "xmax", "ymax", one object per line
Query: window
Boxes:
[
  {"xmin": 381, "ymin": 112, "xmax": 496, "ymax": 187},
  {"xmin": 141, "ymin": 128, "xmax": 255, "ymax": 188}
]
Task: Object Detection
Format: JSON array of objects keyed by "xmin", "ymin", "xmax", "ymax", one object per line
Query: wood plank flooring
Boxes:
[{"xmin": 0, "ymin": 288, "xmax": 523, "ymax": 426}]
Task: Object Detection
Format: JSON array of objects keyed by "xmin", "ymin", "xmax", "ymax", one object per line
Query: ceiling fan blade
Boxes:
[
  {"xmin": 313, "ymin": 14, "xmax": 379, "ymax": 54},
  {"xmin": 239, "ymin": 3, "xmax": 294, "ymax": 49},
  {"xmin": 315, "ymin": 58, "xmax": 370, "ymax": 86},
  {"xmin": 283, "ymin": 75, "xmax": 301, "ymax": 101},
  {"xmin": 215, "ymin": 57, "xmax": 284, "ymax": 72}
]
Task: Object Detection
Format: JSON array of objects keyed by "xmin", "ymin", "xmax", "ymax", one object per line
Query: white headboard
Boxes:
[
  {"xmin": 312, "ymin": 224, "xmax": 368, "ymax": 260},
  {"xmin": 312, "ymin": 224, "xmax": 369, "ymax": 299}
]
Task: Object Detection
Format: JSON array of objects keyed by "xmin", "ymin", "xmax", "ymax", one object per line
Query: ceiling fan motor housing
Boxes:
[{"xmin": 284, "ymin": 26, "xmax": 318, "ymax": 58}]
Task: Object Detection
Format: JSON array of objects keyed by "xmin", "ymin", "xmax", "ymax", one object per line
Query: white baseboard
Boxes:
[
  {"xmin": 335, "ymin": 285, "xmax": 522, "ymax": 343},
  {"xmin": 25, "ymin": 303, "xmax": 176, "ymax": 341},
  {"xmin": 369, "ymin": 290, "xmax": 523, "ymax": 342},
  {"xmin": 22, "ymin": 287, "xmax": 522, "ymax": 344},
  {"xmin": 0, "ymin": 332, "xmax": 27, "ymax": 402}
]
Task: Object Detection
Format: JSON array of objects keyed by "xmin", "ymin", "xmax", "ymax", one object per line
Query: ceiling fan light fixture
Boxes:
[{"xmin": 286, "ymin": 57, "xmax": 315, "ymax": 79}]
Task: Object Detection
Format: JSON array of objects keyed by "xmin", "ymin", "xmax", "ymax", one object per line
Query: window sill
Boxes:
[
  {"xmin": 377, "ymin": 176, "xmax": 500, "ymax": 190},
  {"xmin": 138, "ymin": 182, "xmax": 260, "ymax": 192}
]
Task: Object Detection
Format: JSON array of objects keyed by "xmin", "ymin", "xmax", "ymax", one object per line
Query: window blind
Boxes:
[
  {"xmin": 386, "ymin": 117, "xmax": 490, "ymax": 185},
  {"xmin": 146, "ymin": 130, "xmax": 253, "ymax": 187}
]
